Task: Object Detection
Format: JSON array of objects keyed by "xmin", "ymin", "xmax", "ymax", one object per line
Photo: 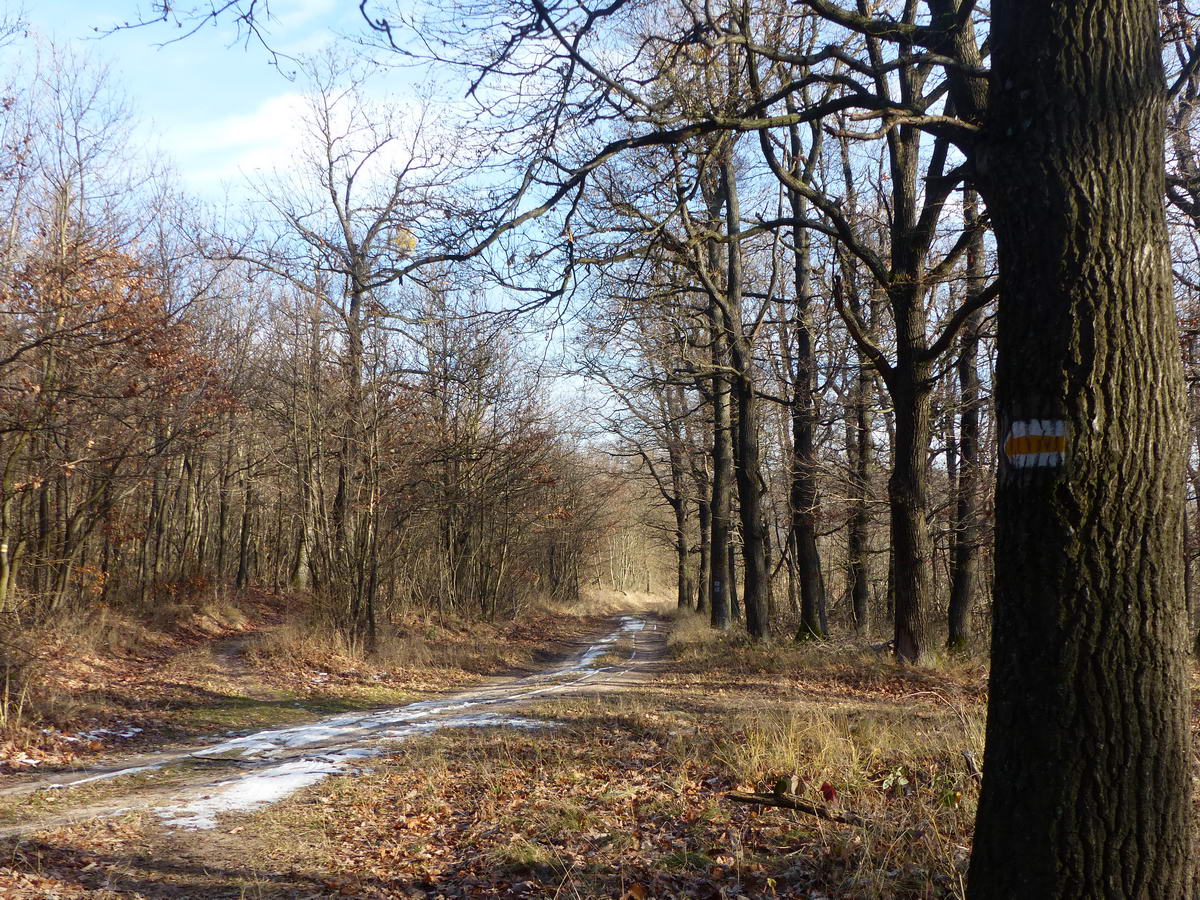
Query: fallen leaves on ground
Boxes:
[
  {"xmin": 0, "ymin": 599, "xmax": 612, "ymax": 772},
  {"xmin": 0, "ymin": 617, "xmax": 1073, "ymax": 899}
]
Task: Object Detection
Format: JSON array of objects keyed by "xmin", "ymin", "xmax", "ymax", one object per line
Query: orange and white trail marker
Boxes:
[{"xmin": 1004, "ymin": 419, "xmax": 1066, "ymax": 469}]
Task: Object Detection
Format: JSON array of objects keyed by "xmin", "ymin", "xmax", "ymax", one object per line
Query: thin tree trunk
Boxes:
[
  {"xmin": 947, "ymin": 188, "xmax": 985, "ymax": 650},
  {"xmin": 674, "ymin": 499, "xmax": 690, "ymax": 609},
  {"xmin": 235, "ymin": 479, "xmax": 253, "ymax": 592},
  {"xmin": 846, "ymin": 286, "xmax": 874, "ymax": 634},
  {"xmin": 727, "ymin": 539, "xmax": 740, "ymax": 623},
  {"xmin": 696, "ymin": 495, "xmax": 711, "ymax": 614}
]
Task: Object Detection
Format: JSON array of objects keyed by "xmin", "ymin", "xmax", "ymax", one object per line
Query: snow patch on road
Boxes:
[
  {"xmin": 558, "ymin": 615, "xmax": 644, "ymax": 674},
  {"xmin": 43, "ymin": 726, "xmax": 144, "ymax": 743},
  {"xmin": 27, "ymin": 615, "xmax": 653, "ymax": 832},
  {"xmin": 158, "ymin": 715, "xmax": 547, "ymax": 829}
]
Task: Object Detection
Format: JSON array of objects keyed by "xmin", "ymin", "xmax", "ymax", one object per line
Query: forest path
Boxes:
[
  {"xmin": 206, "ymin": 629, "xmax": 276, "ymax": 697},
  {"xmin": 0, "ymin": 612, "xmax": 669, "ymax": 839}
]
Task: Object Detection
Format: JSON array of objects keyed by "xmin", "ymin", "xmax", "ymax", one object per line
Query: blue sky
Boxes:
[{"xmin": 23, "ymin": 1, "xmax": 421, "ymax": 199}]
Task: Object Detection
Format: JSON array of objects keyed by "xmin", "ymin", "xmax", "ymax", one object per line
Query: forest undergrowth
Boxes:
[
  {"xmin": 3, "ymin": 606, "xmax": 1198, "ymax": 898},
  {"xmin": 0, "ymin": 589, "xmax": 628, "ymax": 775},
  {"xmin": 0, "ymin": 609, "xmax": 1007, "ymax": 899}
]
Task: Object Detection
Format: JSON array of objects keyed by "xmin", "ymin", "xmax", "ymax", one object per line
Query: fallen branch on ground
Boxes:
[
  {"xmin": 962, "ymin": 750, "xmax": 982, "ymax": 785},
  {"xmin": 725, "ymin": 791, "xmax": 869, "ymax": 828}
]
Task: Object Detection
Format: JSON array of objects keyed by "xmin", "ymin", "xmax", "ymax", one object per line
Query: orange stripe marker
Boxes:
[{"xmin": 1004, "ymin": 419, "xmax": 1066, "ymax": 468}]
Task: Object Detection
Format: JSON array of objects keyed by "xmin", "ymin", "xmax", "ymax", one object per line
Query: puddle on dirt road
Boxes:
[{"xmin": 46, "ymin": 615, "xmax": 657, "ymax": 830}]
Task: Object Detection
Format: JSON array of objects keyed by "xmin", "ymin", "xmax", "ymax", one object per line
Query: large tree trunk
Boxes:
[
  {"xmin": 732, "ymin": 374, "xmax": 769, "ymax": 637},
  {"xmin": 791, "ymin": 195, "xmax": 827, "ymax": 641},
  {"xmin": 731, "ymin": 370, "xmax": 768, "ymax": 636},
  {"xmin": 968, "ymin": 0, "xmax": 1193, "ymax": 894},
  {"xmin": 882, "ymin": 115, "xmax": 939, "ymax": 665},
  {"xmin": 695, "ymin": 493, "xmax": 710, "ymax": 614},
  {"xmin": 721, "ymin": 150, "xmax": 770, "ymax": 640},
  {"xmin": 699, "ymin": 158, "xmax": 733, "ymax": 633},
  {"xmin": 947, "ymin": 188, "xmax": 985, "ymax": 650},
  {"xmin": 889, "ymin": 360, "xmax": 935, "ymax": 663},
  {"xmin": 709, "ymin": 329, "xmax": 733, "ymax": 632},
  {"xmin": 664, "ymin": 385, "xmax": 693, "ymax": 611}
]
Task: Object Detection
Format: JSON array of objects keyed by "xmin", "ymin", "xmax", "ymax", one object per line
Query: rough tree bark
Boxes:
[
  {"xmin": 969, "ymin": 0, "xmax": 1194, "ymax": 894},
  {"xmin": 887, "ymin": 357, "xmax": 934, "ymax": 663},
  {"xmin": 665, "ymin": 384, "xmax": 694, "ymax": 611},
  {"xmin": 790, "ymin": 189, "xmax": 827, "ymax": 641},
  {"xmin": 708, "ymin": 312, "xmax": 733, "ymax": 632},
  {"xmin": 883, "ymin": 124, "xmax": 940, "ymax": 664},
  {"xmin": 719, "ymin": 149, "xmax": 771, "ymax": 640}
]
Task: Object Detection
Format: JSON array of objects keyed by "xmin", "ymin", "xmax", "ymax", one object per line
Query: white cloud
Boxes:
[
  {"xmin": 166, "ymin": 92, "xmax": 311, "ymax": 191},
  {"xmin": 164, "ymin": 87, "xmax": 458, "ymax": 201},
  {"xmin": 268, "ymin": 0, "xmax": 338, "ymax": 31}
]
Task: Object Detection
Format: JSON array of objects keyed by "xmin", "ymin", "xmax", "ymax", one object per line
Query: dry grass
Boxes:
[
  {"xmin": 1, "ymin": 606, "xmax": 173, "ymax": 741},
  {"xmin": 0, "ymin": 592, "xmax": 627, "ymax": 773},
  {"xmin": 565, "ymin": 586, "xmax": 675, "ymax": 617},
  {"xmin": 258, "ymin": 615, "xmax": 982, "ymax": 897},
  {"xmin": 0, "ymin": 599, "xmax": 1000, "ymax": 898},
  {"xmin": 2, "ymin": 617, "xmax": 985, "ymax": 897},
  {"xmin": 705, "ymin": 701, "xmax": 982, "ymax": 898},
  {"xmin": 231, "ymin": 669, "xmax": 984, "ymax": 898},
  {"xmin": 0, "ymin": 595, "xmax": 276, "ymax": 768},
  {"xmin": 669, "ymin": 612, "xmax": 988, "ymax": 696},
  {"xmin": 654, "ymin": 618, "xmax": 988, "ymax": 897},
  {"xmin": 244, "ymin": 617, "xmax": 538, "ymax": 679}
]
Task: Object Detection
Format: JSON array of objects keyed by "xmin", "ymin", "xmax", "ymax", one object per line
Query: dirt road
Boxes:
[{"xmin": 1, "ymin": 613, "xmax": 668, "ymax": 838}]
